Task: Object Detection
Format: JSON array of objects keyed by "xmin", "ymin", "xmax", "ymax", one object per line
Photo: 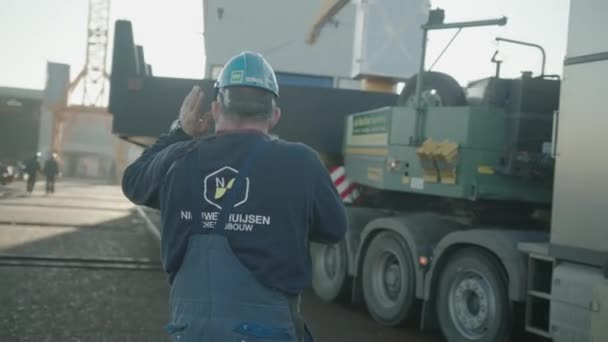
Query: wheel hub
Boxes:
[
  {"xmin": 384, "ymin": 263, "xmax": 401, "ymax": 299},
  {"xmin": 371, "ymin": 252, "xmax": 406, "ymax": 306},
  {"xmin": 449, "ymin": 272, "xmax": 495, "ymax": 339},
  {"xmin": 379, "ymin": 255, "xmax": 402, "ymax": 301},
  {"xmin": 405, "ymin": 89, "xmax": 444, "ymax": 107}
]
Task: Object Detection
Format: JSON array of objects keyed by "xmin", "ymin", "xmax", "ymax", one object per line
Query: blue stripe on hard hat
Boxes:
[{"xmin": 214, "ymin": 51, "xmax": 279, "ymax": 97}]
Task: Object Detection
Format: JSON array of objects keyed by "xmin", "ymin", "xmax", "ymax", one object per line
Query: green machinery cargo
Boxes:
[{"xmin": 344, "ymin": 84, "xmax": 558, "ymax": 204}]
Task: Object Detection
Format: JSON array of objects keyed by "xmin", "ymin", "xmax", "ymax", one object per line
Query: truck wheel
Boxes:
[
  {"xmin": 362, "ymin": 231, "xmax": 416, "ymax": 326},
  {"xmin": 311, "ymin": 241, "xmax": 350, "ymax": 302},
  {"xmin": 436, "ymin": 248, "xmax": 513, "ymax": 342}
]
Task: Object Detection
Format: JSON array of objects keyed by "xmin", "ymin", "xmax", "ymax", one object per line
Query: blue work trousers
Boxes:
[{"xmin": 166, "ymin": 235, "xmax": 313, "ymax": 342}]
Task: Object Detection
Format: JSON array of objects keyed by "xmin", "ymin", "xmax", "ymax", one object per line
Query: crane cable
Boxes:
[{"xmin": 428, "ymin": 28, "xmax": 462, "ymax": 71}]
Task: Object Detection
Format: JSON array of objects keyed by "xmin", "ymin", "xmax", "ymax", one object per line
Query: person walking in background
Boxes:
[
  {"xmin": 43, "ymin": 153, "xmax": 60, "ymax": 194},
  {"xmin": 23, "ymin": 152, "xmax": 41, "ymax": 195}
]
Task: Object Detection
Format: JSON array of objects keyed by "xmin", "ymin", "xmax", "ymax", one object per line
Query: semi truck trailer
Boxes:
[{"xmin": 108, "ymin": 1, "xmax": 607, "ymax": 341}]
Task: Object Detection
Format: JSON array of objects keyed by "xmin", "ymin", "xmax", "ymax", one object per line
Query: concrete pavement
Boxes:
[{"xmin": 0, "ymin": 180, "xmax": 168, "ymax": 342}]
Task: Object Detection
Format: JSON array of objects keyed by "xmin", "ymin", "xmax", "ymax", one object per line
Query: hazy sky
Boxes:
[
  {"xmin": 0, "ymin": 0, "xmax": 569, "ymax": 90},
  {"xmin": 0, "ymin": 0, "xmax": 204, "ymax": 90}
]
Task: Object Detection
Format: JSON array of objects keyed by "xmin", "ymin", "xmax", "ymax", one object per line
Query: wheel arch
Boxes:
[
  {"xmin": 343, "ymin": 207, "xmax": 389, "ymax": 277},
  {"xmin": 423, "ymin": 229, "xmax": 549, "ymax": 303},
  {"xmin": 351, "ymin": 213, "xmax": 461, "ymax": 302}
]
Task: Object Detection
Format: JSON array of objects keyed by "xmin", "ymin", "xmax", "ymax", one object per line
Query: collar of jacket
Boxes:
[{"xmin": 215, "ymin": 129, "xmax": 269, "ymax": 137}]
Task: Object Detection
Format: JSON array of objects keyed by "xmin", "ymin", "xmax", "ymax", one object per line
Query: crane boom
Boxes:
[{"xmin": 306, "ymin": 0, "xmax": 350, "ymax": 44}]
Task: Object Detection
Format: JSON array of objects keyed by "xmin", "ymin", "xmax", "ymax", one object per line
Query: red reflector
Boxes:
[{"xmin": 419, "ymin": 256, "xmax": 429, "ymax": 266}]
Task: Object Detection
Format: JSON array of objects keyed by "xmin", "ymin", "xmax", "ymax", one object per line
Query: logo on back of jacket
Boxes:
[
  {"xmin": 179, "ymin": 166, "xmax": 271, "ymax": 232},
  {"xmin": 205, "ymin": 166, "xmax": 248, "ymax": 210}
]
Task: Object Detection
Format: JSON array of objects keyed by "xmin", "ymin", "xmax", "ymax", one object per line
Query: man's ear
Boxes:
[
  {"xmin": 211, "ymin": 101, "xmax": 221, "ymax": 122},
  {"xmin": 269, "ymin": 107, "xmax": 281, "ymax": 129}
]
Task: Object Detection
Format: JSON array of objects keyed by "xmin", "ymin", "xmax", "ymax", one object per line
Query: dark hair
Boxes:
[{"xmin": 218, "ymin": 86, "xmax": 275, "ymax": 120}]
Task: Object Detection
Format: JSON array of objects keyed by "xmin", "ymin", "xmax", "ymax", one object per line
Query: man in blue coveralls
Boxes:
[{"xmin": 122, "ymin": 51, "xmax": 347, "ymax": 341}]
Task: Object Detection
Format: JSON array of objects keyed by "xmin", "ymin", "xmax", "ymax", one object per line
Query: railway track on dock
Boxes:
[{"xmin": 0, "ymin": 254, "xmax": 162, "ymax": 271}]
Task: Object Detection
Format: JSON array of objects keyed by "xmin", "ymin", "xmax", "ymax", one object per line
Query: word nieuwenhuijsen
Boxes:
[{"xmin": 179, "ymin": 210, "xmax": 271, "ymax": 231}]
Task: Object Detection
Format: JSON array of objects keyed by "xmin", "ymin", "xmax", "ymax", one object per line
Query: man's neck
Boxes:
[{"xmin": 214, "ymin": 119, "xmax": 269, "ymax": 134}]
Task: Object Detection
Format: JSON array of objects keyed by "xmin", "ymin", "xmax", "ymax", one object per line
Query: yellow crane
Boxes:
[
  {"xmin": 307, "ymin": 0, "xmax": 395, "ymax": 93},
  {"xmin": 48, "ymin": 0, "xmax": 128, "ymax": 183},
  {"xmin": 306, "ymin": 0, "xmax": 350, "ymax": 45}
]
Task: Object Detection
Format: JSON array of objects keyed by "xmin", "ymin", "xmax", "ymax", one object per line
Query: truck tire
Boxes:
[
  {"xmin": 436, "ymin": 248, "xmax": 513, "ymax": 342},
  {"xmin": 311, "ymin": 241, "xmax": 350, "ymax": 302},
  {"xmin": 397, "ymin": 71, "xmax": 467, "ymax": 107},
  {"xmin": 362, "ymin": 231, "xmax": 416, "ymax": 326}
]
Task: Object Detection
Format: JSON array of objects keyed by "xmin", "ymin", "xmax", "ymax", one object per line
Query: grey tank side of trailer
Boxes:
[{"xmin": 547, "ymin": 0, "xmax": 608, "ymax": 341}]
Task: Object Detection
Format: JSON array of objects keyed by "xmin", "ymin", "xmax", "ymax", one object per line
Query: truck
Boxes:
[{"xmin": 108, "ymin": 1, "xmax": 607, "ymax": 341}]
